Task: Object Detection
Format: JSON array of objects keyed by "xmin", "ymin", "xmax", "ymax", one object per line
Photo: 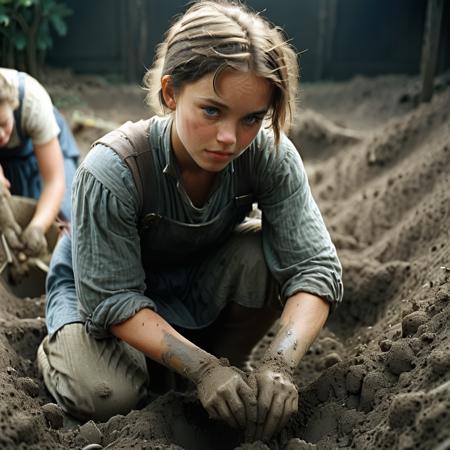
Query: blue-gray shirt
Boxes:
[{"xmin": 46, "ymin": 115, "xmax": 343, "ymax": 338}]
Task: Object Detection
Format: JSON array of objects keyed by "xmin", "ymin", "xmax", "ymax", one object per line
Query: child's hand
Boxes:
[
  {"xmin": 246, "ymin": 361, "xmax": 298, "ymax": 442},
  {"xmin": 0, "ymin": 182, "xmax": 23, "ymax": 251},
  {"xmin": 0, "ymin": 165, "xmax": 11, "ymax": 190},
  {"xmin": 21, "ymin": 225, "xmax": 47, "ymax": 257},
  {"xmin": 196, "ymin": 358, "xmax": 257, "ymax": 430},
  {"xmin": 2, "ymin": 221, "xmax": 23, "ymax": 251}
]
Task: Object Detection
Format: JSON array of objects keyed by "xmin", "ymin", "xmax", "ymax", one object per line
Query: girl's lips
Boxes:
[{"xmin": 204, "ymin": 149, "xmax": 234, "ymax": 161}]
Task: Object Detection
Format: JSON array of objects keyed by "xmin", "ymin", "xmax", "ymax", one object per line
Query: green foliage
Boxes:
[{"xmin": 0, "ymin": 0, "xmax": 72, "ymax": 75}]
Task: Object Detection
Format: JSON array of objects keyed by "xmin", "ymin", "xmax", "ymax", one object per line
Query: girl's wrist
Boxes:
[
  {"xmin": 26, "ymin": 221, "xmax": 45, "ymax": 233},
  {"xmin": 160, "ymin": 332, "xmax": 222, "ymax": 384}
]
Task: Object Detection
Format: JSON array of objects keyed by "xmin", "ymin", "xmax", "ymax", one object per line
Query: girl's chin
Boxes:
[{"xmin": 197, "ymin": 158, "xmax": 231, "ymax": 173}]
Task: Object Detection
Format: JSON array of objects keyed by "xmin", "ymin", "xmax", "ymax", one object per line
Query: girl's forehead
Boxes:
[{"xmin": 185, "ymin": 70, "xmax": 273, "ymax": 108}]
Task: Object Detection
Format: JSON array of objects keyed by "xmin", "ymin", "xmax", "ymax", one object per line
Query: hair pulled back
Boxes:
[{"xmin": 144, "ymin": 0, "xmax": 298, "ymax": 145}]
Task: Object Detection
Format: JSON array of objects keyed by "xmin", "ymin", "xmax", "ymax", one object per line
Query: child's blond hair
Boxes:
[{"xmin": 0, "ymin": 73, "xmax": 18, "ymax": 110}]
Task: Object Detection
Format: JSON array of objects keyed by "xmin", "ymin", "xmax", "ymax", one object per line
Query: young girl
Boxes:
[
  {"xmin": 0, "ymin": 69, "xmax": 79, "ymax": 255},
  {"xmin": 37, "ymin": 1, "xmax": 343, "ymax": 442}
]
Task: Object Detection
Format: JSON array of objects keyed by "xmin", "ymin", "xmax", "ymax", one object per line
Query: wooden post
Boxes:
[
  {"xmin": 324, "ymin": 0, "xmax": 338, "ymax": 79},
  {"xmin": 120, "ymin": 0, "xmax": 148, "ymax": 82},
  {"xmin": 315, "ymin": 0, "xmax": 338, "ymax": 81},
  {"xmin": 314, "ymin": 0, "xmax": 328, "ymax": 81},
  {"xmin": 420, "ymin": 0, "xmax": 445, "ymax": 102},
  {"xmin": 119, "ymin": 0, "xmax": 129, "ymax": 80}
]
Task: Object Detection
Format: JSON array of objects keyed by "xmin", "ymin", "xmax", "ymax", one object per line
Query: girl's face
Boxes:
[
  {"xmin": 163, "ymin": 70, "xmax": 273, "ymax": 173},
  {"xmin": 0, "ymin": 103, "xmax": 14, "ymax": 148}
]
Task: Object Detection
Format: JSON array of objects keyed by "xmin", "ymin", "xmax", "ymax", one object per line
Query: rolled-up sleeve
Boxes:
[
  {"xmin": 255, "ymin": 133, "xmax": 343, "ymax": 305},
  {"xmin": 72, "ymin": 145, "xmax": 156, "ymax": 338}
]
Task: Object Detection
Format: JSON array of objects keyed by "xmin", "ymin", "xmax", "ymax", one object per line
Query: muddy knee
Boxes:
[
  {"xmin": 38, "ymin": 324, "xmax": 149, "ymax": 422},
  {"xmin": 62, "ymin": 376, "xmax": 147, "ymax": 422}
]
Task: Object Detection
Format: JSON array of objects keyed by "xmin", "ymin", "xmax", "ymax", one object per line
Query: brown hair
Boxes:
[
  {"xmin": 144, "ymin": 0, "xmax": 299, "ymax": 145},
  {"xmin": 0, "ymin": 73, "xmax": 19, "ymax": 110}
]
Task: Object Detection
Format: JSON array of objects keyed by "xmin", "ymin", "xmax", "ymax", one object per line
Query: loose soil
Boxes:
[{"xmin": 0, "ymin": 68, "xmax": 449, "ymax": 450}]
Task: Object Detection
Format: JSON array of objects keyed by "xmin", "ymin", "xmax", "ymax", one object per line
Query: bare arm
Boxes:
[
  {"xmin": 111, "ymin": 308, "xmax": 258, "ymax": 429},
  {"xmin": 111, "ymin": 307, "xmax": 212, "ymax": 380},
  {"xmin": 267, "ymin": 291, "xmax": 330, "ymax": 370},
  {"xmin": 248, "ymin": 292, "xmax": 330, "ymax": 442},
  {"xmin": 0, "ymin": 164, "xmax": 11, "ymax": 189},
  {"xmin": 32, "ymin": 136, "xmax": 65, "ymax": 232}
]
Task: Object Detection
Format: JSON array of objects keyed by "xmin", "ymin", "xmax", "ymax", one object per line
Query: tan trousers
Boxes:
[
  {"xmin": 37, "ymin": 323, "xmax": 150, "ymax": 422},
  {"xmin": 37, "ymin": 303, "xmax": 277, "ymax": 422}
]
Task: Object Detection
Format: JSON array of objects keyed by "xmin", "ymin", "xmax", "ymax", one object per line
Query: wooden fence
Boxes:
[{"xmin": 47, "ymin": 0, "xmax": 450, "ymax": 83}]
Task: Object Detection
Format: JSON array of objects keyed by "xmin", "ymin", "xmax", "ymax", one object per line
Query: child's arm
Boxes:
[
  {"xmin": 111, "ymin": 307, "xmax": 257, "ymax": 430},
  {"xmin": 0, "ymin": 164, "xmax": 11, "ymax": 189},
  {"xmin": 21, "ymin": 136, "xmax": 65, "ymax": 256},
  {"xmin": 248, "ymin": 292, "xmax": 330, "ymax": 442},
  {"xmin": 32, "ymin": 136, "xmax": 65, "ymax": 231}
]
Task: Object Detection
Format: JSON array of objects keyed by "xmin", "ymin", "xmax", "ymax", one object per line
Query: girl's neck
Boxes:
[
  {"xmin": 170, "ymin": 124, "xmax": 217, "ymax": 207},
  {"xmin": 180, "ymin": 170, "xmax": 217, "ymax": 208}
]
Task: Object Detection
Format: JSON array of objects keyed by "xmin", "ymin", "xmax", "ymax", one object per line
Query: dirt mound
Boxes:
[{"xmin": 0, "ymin": 73, "xmax": 449, "ymax": 450}]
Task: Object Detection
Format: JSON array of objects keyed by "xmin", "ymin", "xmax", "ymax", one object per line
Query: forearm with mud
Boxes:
[
  {"xmin": 111, "ymin": 308, "xmax": 221, "ymax": 383},
  {"xmin": 263, "ymin": 292, "xmax": 330, "ymax": 371}
]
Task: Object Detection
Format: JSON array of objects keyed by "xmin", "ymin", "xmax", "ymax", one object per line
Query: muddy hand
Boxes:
[
  {"xmin": 196, "ymin": 359, "xmax": 257, "ymax": 430},
  {"xmin": 246, "ymin": 363, "xmax": 298, "ymax": 442},
  {"xmin": 0, "ymin": 185, "xmax": 23, "ymax": 251},
  {"xmin": 21, "ymin": 225, "xmax": 47, "ymax": 257},
  {"xmin": 2, "ymin": 222, "xmax": 23, "ymax": 251}
]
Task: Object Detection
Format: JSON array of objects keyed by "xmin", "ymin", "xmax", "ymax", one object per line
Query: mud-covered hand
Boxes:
[
  {"xmin": 195, "ymin": 358, "xmax": 257, "ymax": 430},
  {"xmin": 21, "ymin": 225, "xmax": 47, "ymax": 257},
  {"xmin": 2, "ymin": 221, "xmax": 23, "ymax": 251},
  {"xmin": 246, "ymin": 359, "xmax": 298, "ymax": 442},
  {"xmin": 0, "ymin": 183, "xmax": 23, "ymax": 251}
]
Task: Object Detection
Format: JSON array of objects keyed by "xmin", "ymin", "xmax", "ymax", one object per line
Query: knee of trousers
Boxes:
[
  {"xmin": 38, "ymin": 327, "xmax": 149, "ymax": 422},
  {"xmin": 60, "ymin": 372, "xmax": 148, "ymax": 422}
]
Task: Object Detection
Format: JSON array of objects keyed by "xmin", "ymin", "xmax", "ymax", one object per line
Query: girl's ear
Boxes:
[{"xmin": 161, "ymin": 75, "xmax": 177, "ymax": 110}]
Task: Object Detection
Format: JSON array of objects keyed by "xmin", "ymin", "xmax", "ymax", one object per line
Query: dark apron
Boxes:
[
  {"xmin": 140, "ymin": 169, "xmax": 254, "ymax": 269},
  {"xmin": 96, "ymin": 117, "xmax": 258, "ymax": 328},
  {"xmin": 140, "ymin": 167, "xmax": 255, "ymax": 328}
]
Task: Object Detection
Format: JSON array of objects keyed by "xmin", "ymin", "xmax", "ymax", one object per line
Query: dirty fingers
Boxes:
[
  {"xmin": 159, "ymin": 332, "xmax": 258, "ymax": 431},
  {"xmin": 21, "ymin": 225, "xmax": 47, "ymax": 257},
  {"xmin": 246, "ymin": 366, "xmax": 298, "ymax": 442},
  {"xmin": 198, "ymin": 363, "xmax": 257, "ymax": 429}
]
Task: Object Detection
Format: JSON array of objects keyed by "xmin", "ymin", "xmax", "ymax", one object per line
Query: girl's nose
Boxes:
[{"xmin": 216, "ymin": 122, "xmax": 237, "ymax": 146}]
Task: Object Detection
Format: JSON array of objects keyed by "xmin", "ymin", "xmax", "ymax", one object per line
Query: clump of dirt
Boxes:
[{"xmin": 0, "ymin": 71, "xmax": 449, "ymax": 450}]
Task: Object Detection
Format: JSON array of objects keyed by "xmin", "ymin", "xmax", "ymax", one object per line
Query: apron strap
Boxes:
[
  {"xmin": 92, "ymin": 119, "xmax": 158, "ymax": 222},
  {"xmin": 93, "ymin": 118, "xmax": 256, "ymax": 221},
  {"xmin": 13, "ymin": 71, "xmax": 27, "ymax": 142}
]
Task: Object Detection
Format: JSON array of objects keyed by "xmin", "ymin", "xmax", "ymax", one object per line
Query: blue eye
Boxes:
[
  {"xmin": 242, "ymin": 115, "xmax": 262, "ymax": 126},
  {"xmin": 203, "ymin": 106, "xmax": 219, "ymax": 117}
]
